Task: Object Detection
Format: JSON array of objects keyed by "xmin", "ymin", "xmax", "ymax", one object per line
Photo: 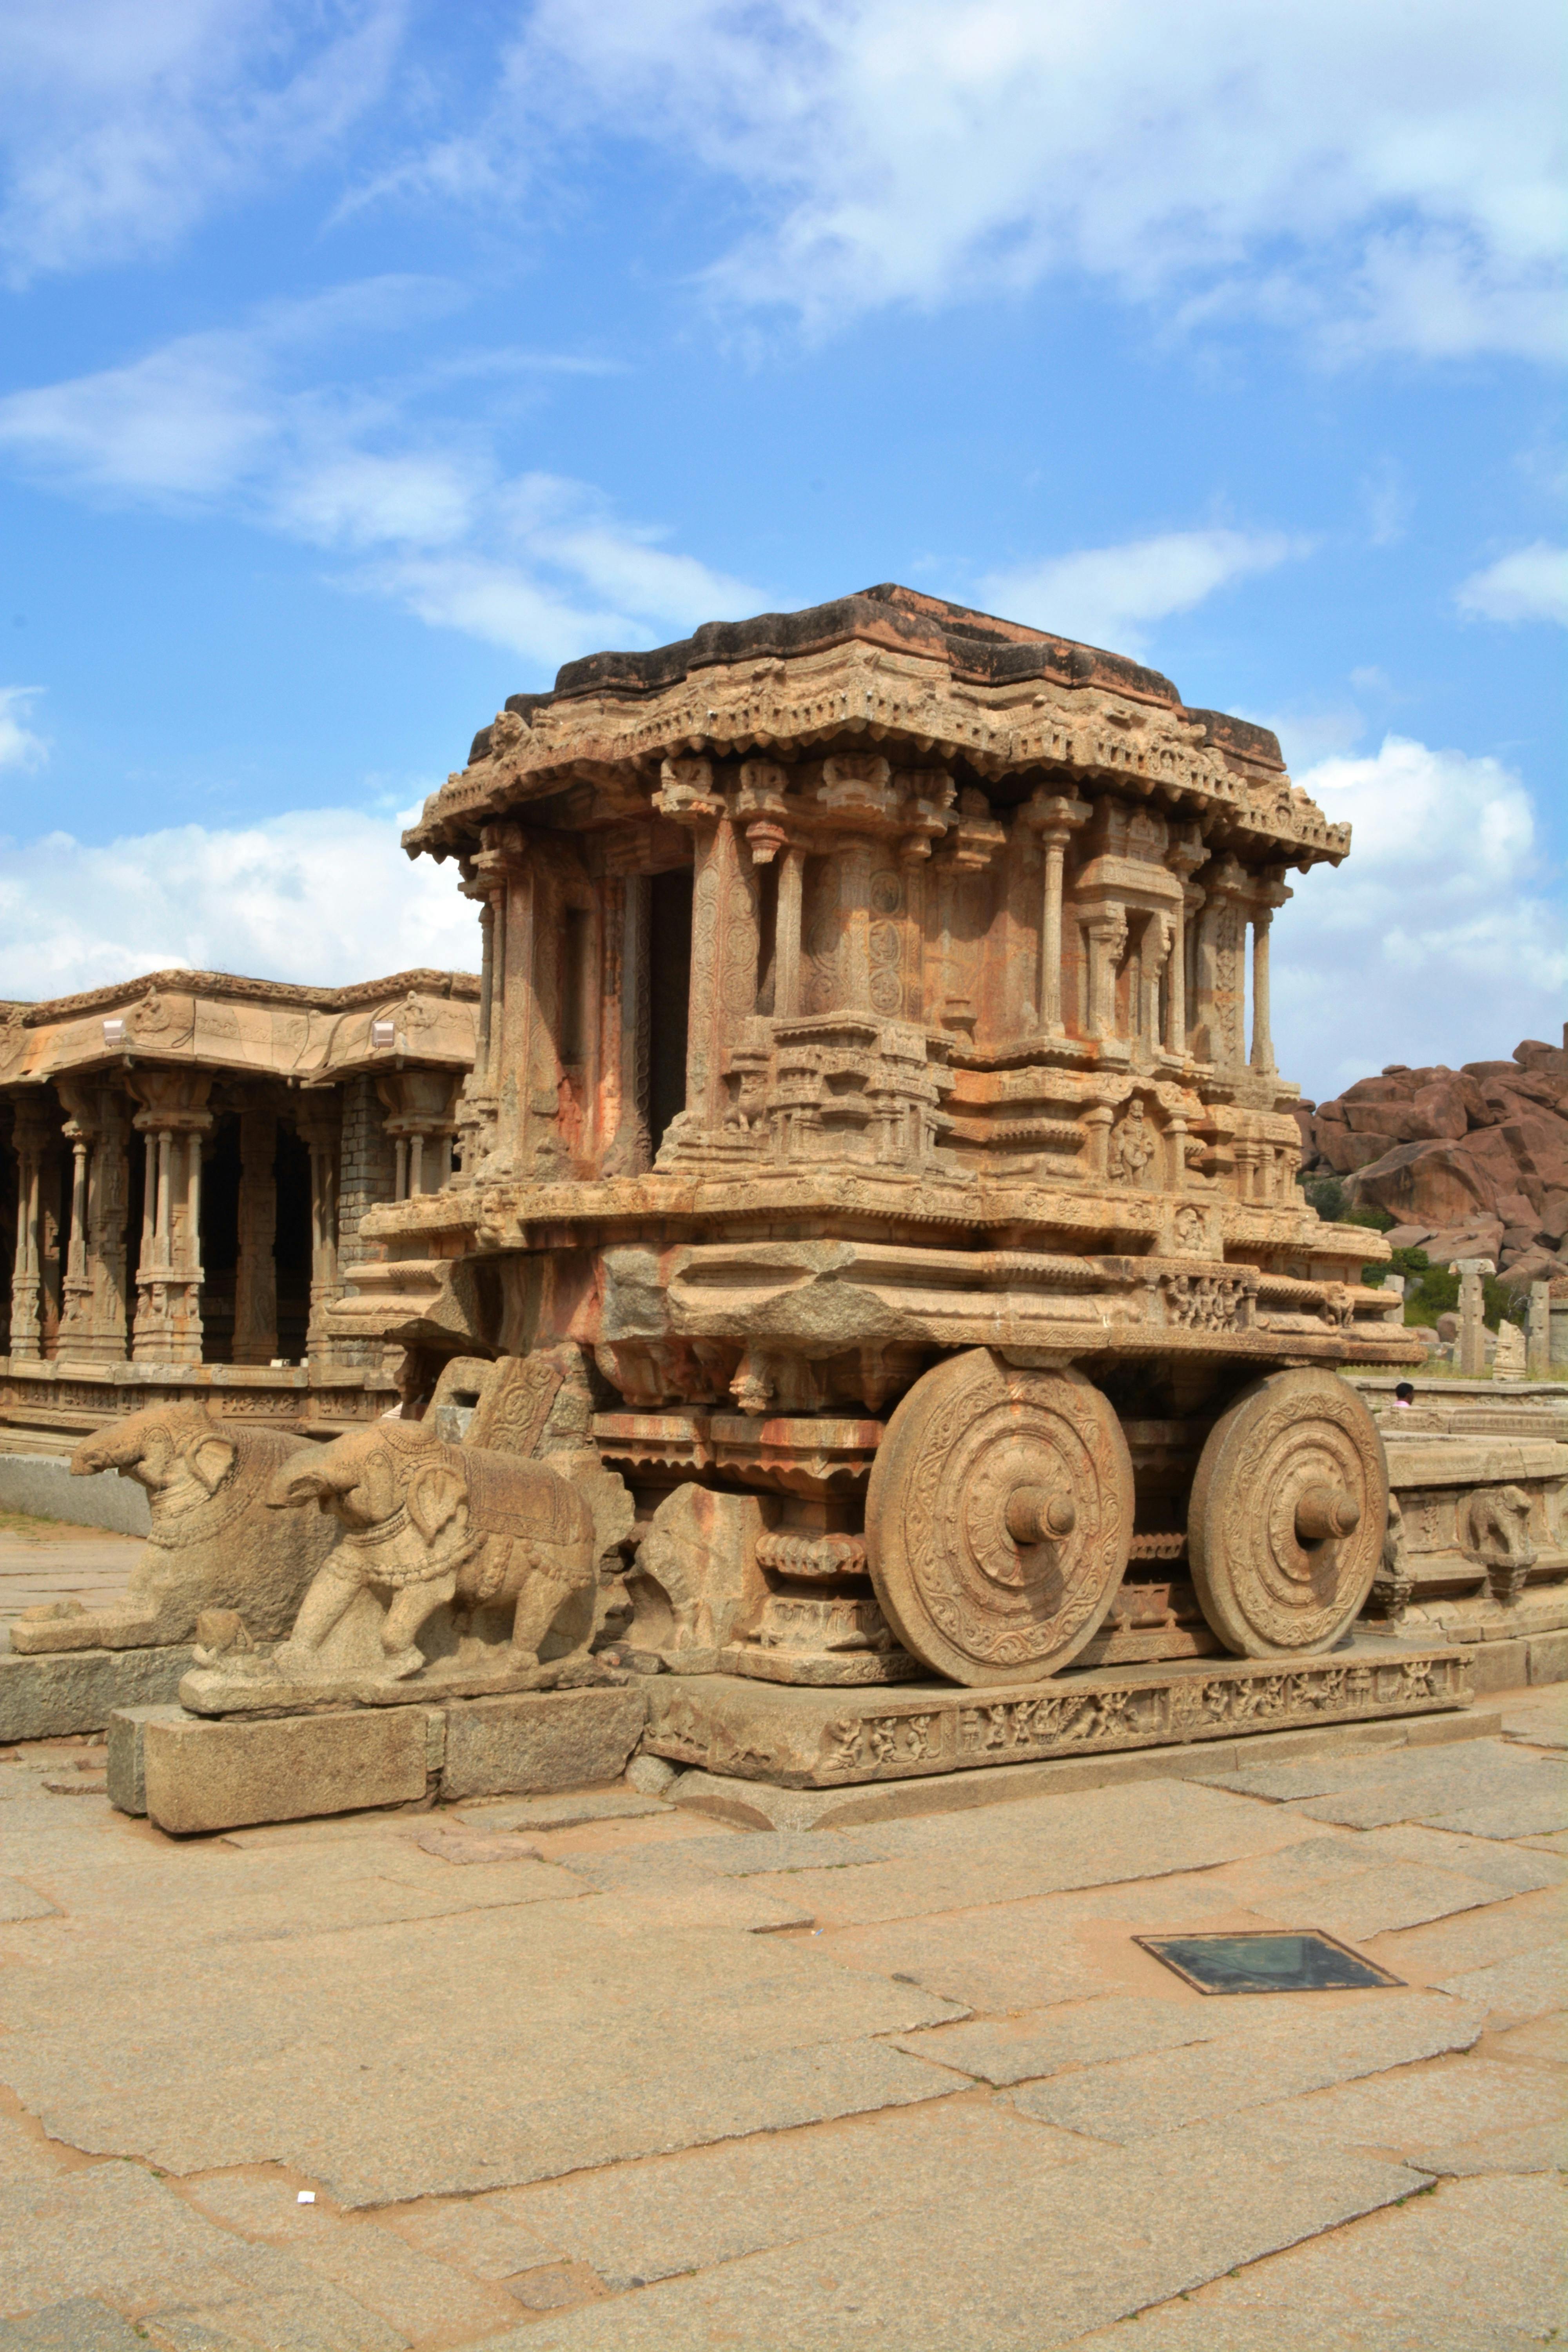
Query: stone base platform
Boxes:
[
  {"xmin": 642, "ymin": 1644, "xmax": 1475, "ymax": 1791},
  {"xmin": 0, "ymin": 1642, "xmax": 191, "ymax": 1744},
  {"xmin": 109, "ymin": 1683, "xmax": 646, "ymax": 1835}
]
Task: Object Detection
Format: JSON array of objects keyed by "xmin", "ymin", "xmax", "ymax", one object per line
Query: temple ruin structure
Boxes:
[
  {"xmin": 0, "ymin": 969, "xmax": 476, "ymax": 1439},
  {"xmin": 329, "ymin": 584, "xmax": 1434, "ymax": 1695}
]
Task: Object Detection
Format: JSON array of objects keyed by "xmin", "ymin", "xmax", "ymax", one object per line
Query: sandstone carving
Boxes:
[
  {"xmin": 9, "ymin": 1404, "xmax": 335, "ymax": 1655},
  {"xmin": 314, "ymin": 583, "xmax": 1427, "ymax": 1694},
  {"xmin": 269, "ymin": 1421, "xmax": 598, "ymax": 1680}
]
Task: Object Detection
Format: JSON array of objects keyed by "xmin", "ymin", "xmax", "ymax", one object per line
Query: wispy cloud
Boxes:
[
  {"xmin": 979, "ymin": 530, "xmax": 1308, "ymax": 656},
  {"xmin": 0, "ymin": 0, "xmax": 407, "ymax": 285},
  {"xmin": 1274, "ymin": 733, "xmax": 1568, "ymax": 1094},
  {"xmin": 0, "ymin": 686, "xmax": 48, "ymax": 773},
  {"xmin": 0, "ymin": 288, "xmax": 767, "ymax": 670},
  {"xmin": 486, "ymin": 0, "xmax": 1564, "ymax": 362},
  {"xmin": 1455, "ymin": 543, "xmax": 1568, "ymax": 627},
  {"xmin": 0, "ymin": 806, "xmax": 479, "ymax": 1000}
]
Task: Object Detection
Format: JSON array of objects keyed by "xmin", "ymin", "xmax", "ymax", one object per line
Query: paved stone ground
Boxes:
[
  {"xmin": 0, "ymin": 1675, "xmax": 1561, "ymax": 2349},
  {"xmin": 0, "ymin": 1516, "xmax": 140, "ymax": 1635}
]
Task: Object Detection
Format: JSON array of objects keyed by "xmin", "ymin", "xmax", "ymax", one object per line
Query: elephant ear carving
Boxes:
[
  {"xmin": 186, "ymin": 1432, "xmax": 238, "ymax": 1495},
  {"xmin": 407, "ymin": 1461, "xmax": 467, "ymax": 1546}
]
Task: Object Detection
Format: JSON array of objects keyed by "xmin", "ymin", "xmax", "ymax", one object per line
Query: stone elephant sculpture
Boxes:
[
  {"xmin": 10, "ymin": 1405, "xmax": 336, "ymax": 1655},
  {"xmin": 267, "ymin": 1419, "xmax": 597, "ymax": 1680}
]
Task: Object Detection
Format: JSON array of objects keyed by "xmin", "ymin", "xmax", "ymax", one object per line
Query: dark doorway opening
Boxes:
[{"xmin": 648, "ymin": 867, "xmax": 692, "ymax": 1158}]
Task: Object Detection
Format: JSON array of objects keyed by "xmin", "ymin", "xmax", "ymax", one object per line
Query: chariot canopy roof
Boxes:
[{"xmin": 405, "ymin": 583, "xmax": 1347, "ymax": 871}]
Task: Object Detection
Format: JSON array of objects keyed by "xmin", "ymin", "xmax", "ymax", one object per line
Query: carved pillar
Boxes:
[
  {"xmin": 1083, "ymin": 1104, "xmax": 1114, "ymax": 1181},
  {"xmin": 53, "ymin": 1082, "xmax": 130, "ymax": 1365},
  {"xmin": 1193, "ymin": 858, "xmax": 1248, "ymax": 1069},
  {"xmin": 1140, "ymin": 914, "xmax": 1173, "ymax": 1054},
  {"xmin": 775, "ymin": 846, "xmax": 806, "ymax": 1020},
  {"xmin": 297, "ymin": 1096, "xmax": 342, "ymax": 1361},
  {"xmin": 232, "ymin": 1099, "xmax": 278, "ymax": 1365},
  {"xmin": 1249, "ymin": 870, "xmax": 1291, "ymax": 1074},
  {"xmin": 1528, "ymin": 1281, "xmax": 1551, "ymax": 1378},
  {"xmin": 1165, "ymin": 831, "xmax": 1207, "ymax": 1057},
  {"xmin": 128, "ymin": 1071, "xmax": 212, "ymax": 1364},
  {"xmin": 839, "ymin": 838, "xmax": 875, "ymax": 1012},
  {"xmin": 7, "ymin": 1099, "xmax": 52, "ymax": 1361},
  {"xmin": 1024, "ymin": 793, "xmax": 1090, "ymax": 1036},
  {"xmin": 1455, "ymin": 1259, "xmax": 1490, "ymax": 1378},
  {"xmin": 1085, "ymin": 909, "xmax": 1127, "ymax": 1042}
]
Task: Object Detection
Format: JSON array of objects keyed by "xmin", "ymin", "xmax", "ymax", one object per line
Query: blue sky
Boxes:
[{"xmin": 0, "ymin": 0, "xmax": 1563, "ymax": 1098}]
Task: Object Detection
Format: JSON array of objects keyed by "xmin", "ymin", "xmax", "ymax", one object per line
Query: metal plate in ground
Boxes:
[{"xmin": 1134, "ymin": 1930, "xmax": 1405, "ymax": 1995}]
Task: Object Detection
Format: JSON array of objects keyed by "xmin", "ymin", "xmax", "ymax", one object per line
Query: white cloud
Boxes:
[
  {"xmin": 0, "ymin": 296, "xmax": 767, "ymax": 670},
  {"xmin": 980, "ymin": 530, "xmax": 1305, "ymax": 655},
  {"xmin": 0, "ymin": 807, "xmax": 480, "ymax": 1000},
  {"xmin": 0, "ymin": 686, "xmax": 47, "ymax": 772},
  {"xmin": 1272, "ymin": 733, "xmax": 1568, "ymax": 1096},
  {"xmin": 0, "ymin": 0, "xmax": 406, "ymax": 284},
  {"xmin": 1455, "ymin": 543, "xmax": 1568, "ymax": 627},
  {"xmin": 498, "ymin": 0, "xmax": 1564, "ymax": 360}
]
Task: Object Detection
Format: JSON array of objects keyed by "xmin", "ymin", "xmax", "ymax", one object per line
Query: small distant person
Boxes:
[{"xmin": 1393, "ymin": 1381, "xmax": 1416, "ymax": 1409}]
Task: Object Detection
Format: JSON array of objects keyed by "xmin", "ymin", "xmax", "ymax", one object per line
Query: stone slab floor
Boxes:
[
  {"xmin": 0, "ymin": 1515, "xmax": 140, "ymax": 1636},
  {"xmin": 0, "ymin": 1685, "xmax": 1562, "ymax": 2351}
]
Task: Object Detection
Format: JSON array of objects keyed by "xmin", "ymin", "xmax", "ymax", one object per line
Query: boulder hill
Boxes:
[{"xmin": 1297, "ymin": 1031, "xmax": 1568, "ymax": 1292}]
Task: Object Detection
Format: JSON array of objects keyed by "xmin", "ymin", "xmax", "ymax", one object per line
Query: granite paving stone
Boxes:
[
  {"xmin": 382, "ymin": 2199, "xmax": 572, "ymax": 2284},
  {"xmin": 891, "ymin": 1995, "xmax": 1225, "ymax": 2086},
  {"xmin": 1488, "ymin": 2012, "xmax": 1566, "ymax": 2063},
  {"xmin": 1008, "ymin": 1993, "xmax": 1483, "ymax": 2142},
  {"xmin": 815, "ymin": 1878, "xmax": 1249, "ymax": 2012},
  {"xmin": 0, "ymin": 2305, "xmax": 151, "ymax": 2352},
  {"xmin": 0, "ymin": 2164, "xmax": 363, "ymax": 2331},
  {"xmin": 453, "ymin": 1793, "xmax": 670, "ymax": 1832},
  {"xmin": 669, "ymin": 1831, "xmax": 893, "ymax": 1876},
  {"xmin": 1375, "ymin": 1886, "xmax": 1564, "ymax": 1979},
  {"xmin": 0, "ymin": 1880, "xmax": 57, "ymax": 1923},
  {"xmin": 1056, "ymin": 2170, "xmax": 1567, "ymax": 2352},
  {"xmin": 1498, "ymin": 1687, "xmax": 1568, "ymax": 1748},
  {"xmin": 1349, "ymin": 1820, "xmax": 1566, "ymax": 1895},
  {"xmin": 180, "ymin": 2174, "xmax": 519, "ymax": 2337},
  {"xmin": 0, "ymin": 1903, "xmax": 965, "ymax": 2203},
  {"xmin": 487, "ymin": 2098, "xmax": 1096, "ymax": 2293},
  {"xmin": 724, "ymin": 1780, "xmax": 1322, "ymax": 1934},
  {"xmin": 509, "ymin": 2118, "xmax": 1426, "ymax": 2352},
  {"xmin": 1254, "ymin": 2053, "xmax": 1567, "ymax": 2176},
  {"xmin": 1436, "ymin": 1939, "xmax": 1568, "ymax": 2017}
]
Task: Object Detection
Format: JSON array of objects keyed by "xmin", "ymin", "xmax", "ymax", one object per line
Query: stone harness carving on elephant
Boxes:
[
  {"xmin": 268, "ymin": 1420, "xmax": 597, "ymax": 1679},
  {"xmin": 11, "ymin": 1405, "xmax": 336, "ymax": 1655}
]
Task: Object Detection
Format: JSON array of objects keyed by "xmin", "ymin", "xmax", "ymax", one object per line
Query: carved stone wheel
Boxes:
[
  {"xmin": 865, "ymin": 1348, "xmax": 1134, "ymax": 1686},
  {"xmin": 1187, "ymin": 1367, "xmax": 1388, "ymax": 1658}
]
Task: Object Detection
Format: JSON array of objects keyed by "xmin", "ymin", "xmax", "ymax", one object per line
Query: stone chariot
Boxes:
[{"xmin": 339, "ymin": 585, "xmax": 1423, "ymax": 1706}]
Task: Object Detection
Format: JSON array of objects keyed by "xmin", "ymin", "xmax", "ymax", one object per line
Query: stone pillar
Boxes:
[
  {"xmin": 1527, "ymin": 1280, "xmax": 1551, "ymax": 1378},
  {"xmin": 1083, "ymin": 1103, "xmax": 1114, "ymax": 1181},
  {"xmin": 1193, "ymin": 858, "xmax": 1247, "ymax": 1068},
  {"xmin": 128, "ymin": 1071, "xmax": 212, "ymax": 1364},
  {"xmin": 297, "ymin": 1097, "xmax": 342, "ymax": 1363},
  {"xmin": 1165, "ymin": 830, "xmax": 1207, "ymax": 1057},
  {"xmin": 1085, "ymin": 910, "xmax": 1127, "ymax": 1042},
  {"xmin": 839, "ymin": 839, "xmax": 875, "ymax": 1012},
  {"xmin": 53, "ymin": 1081, "xmax": 131, "ymax": 1365},
  {"xmin": 1454, "ymin": 1256, "xmax": 1492, "ymax": 1378},
  {"xmin": 1022, "ymin": 792, "xmax": 1090, "ymax": 1038},
  {"xmin": 1249, "ymin": 871, "xmax": 1291, "ymax": 1074},
  {"xmin": 7, "ymin": 1099, "xmax": 53, "ymax": 1361},
  {"xmin": 232, "ymin": 1100, "xmax": 278, "ymax": 1365},
  {"xmin": 775, "ymin": 846, "xmax": 806, "ymax": 1020},
  {"xmin": 1140, "ymin": 913, "xmax": 1173, "ymax": 1054}
]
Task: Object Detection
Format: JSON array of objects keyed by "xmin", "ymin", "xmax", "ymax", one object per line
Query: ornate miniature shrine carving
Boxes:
[{"xmin": 333, "ymin": 584, "xmax": 1426, "ymax": 1693}]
